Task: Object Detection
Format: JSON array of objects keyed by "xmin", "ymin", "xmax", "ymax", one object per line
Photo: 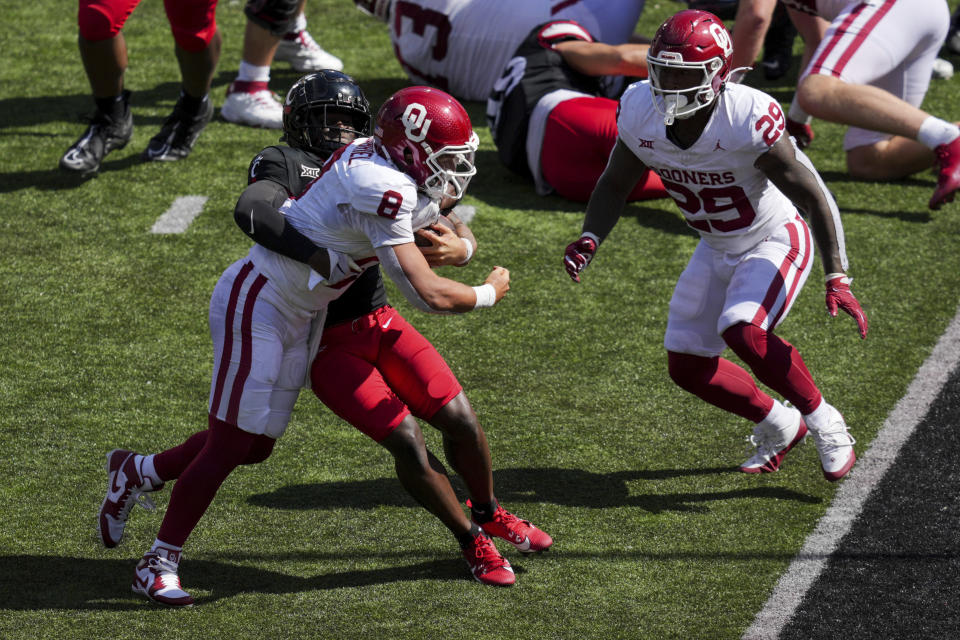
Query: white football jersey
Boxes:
[
  {"xmin": 617, "ymin": 81, "xmax": 797, "ymax": 254},
  {"xmin": 248, "ymin": 137, "xmax": 440, "ymax": 312},
  {"xmin": 388, "ymin": 0, "xmax": 645, "ymax": 101}
]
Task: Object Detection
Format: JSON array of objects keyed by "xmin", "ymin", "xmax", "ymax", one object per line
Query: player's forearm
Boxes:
[{"xmin": 234, "ymin": 180, "xmax": 332, "ymax": 276}]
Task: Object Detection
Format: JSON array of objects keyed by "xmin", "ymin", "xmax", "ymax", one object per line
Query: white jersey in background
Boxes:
[
  {"xmin": 617, "ymin": 81, "xmax": 799, "ymax": 255},
  {"xmin": 386, "ymin": 0, "xmax": 646, "ymax": 101}
]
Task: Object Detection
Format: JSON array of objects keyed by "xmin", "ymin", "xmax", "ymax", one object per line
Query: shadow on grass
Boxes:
[
  {"xmin": 248, "ymin": 466, "xmax": 821, "ymax": 515},
  {"xmin": 0, "ymin": 554, "xmax": 468, "ymax": 611}
]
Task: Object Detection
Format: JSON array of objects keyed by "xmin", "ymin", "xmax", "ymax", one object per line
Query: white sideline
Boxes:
[
  {"xmin": 742, "ymin": 305, "xmax": 960, "ymax": 640},
  {"xmin": 151, "ymin": 196, "xmax": 208, "ymax": 234}
]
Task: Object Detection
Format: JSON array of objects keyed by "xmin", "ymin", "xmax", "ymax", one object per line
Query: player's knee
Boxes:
[
  {"xmin": 430, "ymin": 393, "xmax": 479, "ymax": 439},
  {"xmin": 667, "ymin": 350, "xmax": 710, "ymax": 392},
  {"xmin": 381, "ymin": 419, "xmax": 430, "ymax": 468},
  {"xmin": 241, "ymin": 435, "xmax": 276, "ymax": 465},
  {"xmin": 170, "ymin": 23, "xmax": 218, "ymax": 53},
  {"xmin": 845, "ymin": 145, "xmax": 893, "ymax": 180},
  {"xmin": 722, "ymin": 322, "xmax": 765, "ymax": 364},
  {"xmin": 78, "ymin": 5, "xmax": 121, "ymax": 41},
  {"xmin": 795, "ymin": 75, "xmax": 832, "ymax": 119},
  {"xmin": 244, "ymin": 0, "xmax": 300, "ymax": 36}
]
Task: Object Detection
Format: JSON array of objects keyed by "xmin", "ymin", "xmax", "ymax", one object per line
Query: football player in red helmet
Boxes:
[
  {"xmin": 566, "ymin": 9, "xmax": 866, "ymax": 484},
  {"xmin": 646, "ymin": 9, "xmax": 734, "ymax": 125},
  {"xmin": 374, "ymin": 86, "xmax": 480, "ymax": 202}
]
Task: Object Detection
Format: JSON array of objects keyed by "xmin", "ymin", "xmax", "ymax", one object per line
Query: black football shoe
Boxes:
[
  {"xmin": 142, "ymin": 93, "xmax": 213, "ymax": 162},
  {"xmin": 59, "ymin": 91, "xmax": 133, "ymax": 174}
]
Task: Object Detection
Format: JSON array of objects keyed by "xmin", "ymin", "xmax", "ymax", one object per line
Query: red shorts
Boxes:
[
  {"xmin": 541, "ymin": 96, "xmax": 667, "ymax": 203},
  {"xmin": 310, "ymin": 306, "xmax": 462, "ymax": 442},
  {"xmin": 78, "ymin": 0, "xmax": 218, "ymax": 51}
]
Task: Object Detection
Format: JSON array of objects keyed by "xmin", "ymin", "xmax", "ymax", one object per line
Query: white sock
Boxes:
[
  {"xmin": 917, "ymin": 116, "xmax": 960, "ymax": 149},
  {"xmin": 758, "ymin": 399, "xmax": 793, "ymax": 433},
  {"xmin": 802, "ymin": 398, "xmax": 835, "ymax": 432},
  {"xmin": 290, "ymin": 12, "xmax": 307, "ymax": 34},
  {"xmin": 137, "ymin": 454, "xmax": 162, "ymax": 485},
  {"xmin": 237, "ymin": 60, "xmax": 271, "ymax": 84},
  {"xmin": 151, "ymin": 539, "xmax": 183, "ymax": 563}
]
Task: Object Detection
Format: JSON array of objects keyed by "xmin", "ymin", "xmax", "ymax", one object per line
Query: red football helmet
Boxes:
[
  {"xmin": 374, "ymin": 86, "xmax": 479, "ymax": 201},
  {"xmin": 647, "ymin": 10, "xmax": 733, "ymax": 125}
]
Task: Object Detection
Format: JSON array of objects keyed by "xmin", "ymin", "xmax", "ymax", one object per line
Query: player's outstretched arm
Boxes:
[
  {"xmin": 565, "ymin": 140, "xmax": 648, "ymax": 282},
  {"xmin": 555, "ymin": 41, "xmax": 650, "ymax": 79},
  {"xmin": 377, "ymin": 242, "xmax": 507, "ymax": 314},
  {"xmin": 756, "ymin": 136, "xmax": 868, "ymax": 338}
]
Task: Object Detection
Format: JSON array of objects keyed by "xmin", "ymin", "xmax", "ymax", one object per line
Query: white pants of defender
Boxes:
[
  {"xmin": 207, "ymin": 258, "xmax": 314, "ymax": 438},
  {"xmin": 664, "ymin": 215, "xmax": 813, "ymax": 358}
]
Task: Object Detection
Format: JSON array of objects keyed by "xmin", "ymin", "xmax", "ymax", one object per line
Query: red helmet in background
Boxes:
[
  {"xmin": 647, "ymin": 10, "xmax": 733, "ymax": 124},
  {"xmin": 374, "ymin": 86, "xmax": 479, "ymax": 201}
]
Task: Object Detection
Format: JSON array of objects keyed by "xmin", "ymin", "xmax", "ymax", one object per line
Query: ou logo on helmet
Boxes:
[
  {"xmin": 708, "ymin": 23, "xmax": 732, "ymax": 58},
  {"xmin": 401, "ymin": 103, "xmax": 432, "ymax": 142}
]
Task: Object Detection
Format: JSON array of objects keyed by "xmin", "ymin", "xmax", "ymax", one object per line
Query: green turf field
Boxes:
[{"xmin": 2, "ymin": 1, "xmax": 959, "ymax": 638}]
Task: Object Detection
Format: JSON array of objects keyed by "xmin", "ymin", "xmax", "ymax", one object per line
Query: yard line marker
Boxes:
[
  {"xmin": 151, "ymin": 196, "xmax": 208, "ymax": 234},
  {"xmin": 742, "ymin": 305, "xmax": 960, "ymax": 640}
]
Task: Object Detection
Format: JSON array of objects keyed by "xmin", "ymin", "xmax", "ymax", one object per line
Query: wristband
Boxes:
[
  {"xmin": 825, "ymin": 272, "xmax": 851, "ymax": 284},
  {"xmin": 456, "ymin": 237, "xmax": 474, "ymax": 266},
  {"xmin": 787, "ymin": 99, "xmax": 811, "ymax": 125},
  {"xmin": 472, "ymin": 284, "xmax": 496, "ymax": 309},
  {"xmin": 581, "ymin": 231, "xmax": 601, "ymax": 245}
]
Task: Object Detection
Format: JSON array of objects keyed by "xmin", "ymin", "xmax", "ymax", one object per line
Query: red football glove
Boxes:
[
  {"xmin": 564, "ymin": 235, "xmax": 598, "ymax": 283},
  {"xmin": 786, "ymin": 118, "xmax": 815, "ymax": 150},
  {"xmin": 825, "ymin": 275, "xmax": 868, "ymax": 339}
]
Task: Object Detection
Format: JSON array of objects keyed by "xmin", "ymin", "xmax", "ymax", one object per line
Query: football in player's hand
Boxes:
[{"xmin": 415, "ymin": 214, "xmax": 456, "ymax": 246}]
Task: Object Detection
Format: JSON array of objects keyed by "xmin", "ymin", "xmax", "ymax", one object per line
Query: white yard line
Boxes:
[
  {"xmin": 151, "ymin": 196, "xmax": 208, "ymax": 234},
  {"xmin": 743, "ymin": 305, "xmax": 960, "ymax": 640}
]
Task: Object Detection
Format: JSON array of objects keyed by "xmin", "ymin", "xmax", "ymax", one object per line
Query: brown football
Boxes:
[{"xmin": 414, "ymin": 214, "xmax": 456, "ymax": 247}]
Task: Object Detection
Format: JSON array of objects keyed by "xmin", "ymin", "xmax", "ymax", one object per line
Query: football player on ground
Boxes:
[
  {"xmin": 354, "ymin": 0, "xmax": 647, "ymax": 102},
  {"xmin": 564, "ymin": 11, "xmax": 867, "ymax": 483},
  {"xmin": 730, "ymin": 0, "xmax": 960, "ymax": 210},
  {"xmin": 97, "ymin": 76, "xmax": 541, "ymax": 605},
  {"xmin": 487, "ymin": 19, "xmax": 667, "ymax": 203}
]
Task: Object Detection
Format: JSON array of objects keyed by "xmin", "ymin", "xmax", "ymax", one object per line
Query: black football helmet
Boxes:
[{"xmin": 282, "ymin": 70, "xmax": 373, "ymax": 158}]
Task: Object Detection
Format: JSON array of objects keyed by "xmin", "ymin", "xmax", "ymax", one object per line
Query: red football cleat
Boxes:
[
  {"xmin": 468, "ymin": 500, "xmax": 553, "ymax": 553},
  {"xmin": 930, "ymin": 136, "xmax": 960, "ymax": 210},
  {"xmin": 462, "ymin": 533, "xmax": 515, "ymax": 586}
]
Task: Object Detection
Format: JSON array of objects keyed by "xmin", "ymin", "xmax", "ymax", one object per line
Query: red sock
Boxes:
[
  {"xmin": 722, "ymin": 323, "xmax": 822, "ymax": 414},
  {"xmin": 153, "ymin": 431, "xmax": 208, "ymax": 481},
  {"xmin": 667, "ymin": 351, "xmax": 773, "ymax": 423},
  {"xmin": 156, "ymin": 416, "xmax": 256, "ymax": 547}
]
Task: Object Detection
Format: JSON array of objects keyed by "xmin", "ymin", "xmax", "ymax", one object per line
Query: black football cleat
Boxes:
[
  {"xmin": 143, "ymin": 93, "xmax": 213, "ymax": 162},
  {"xmin": 60, "ymin": 91, "xmax": 133, "ymax": 174}
]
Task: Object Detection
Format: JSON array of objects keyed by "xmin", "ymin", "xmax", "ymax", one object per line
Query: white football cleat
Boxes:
[
  {"xmin": 276, "ymin": 30, "xmax": 344, "ymax": 72},
  {"xmin": 221, "ymin": 81, "xmax": 282, "ymax": 129},
  {"xmin": 740, "ymin": 407, "xmax": 808, "ymax": 474},
  {"xmin": 132, "ymin": 548, "xmax": 194, "ymax": 607},
  {"xmin": 808, "ymin": 409, "xmax": 856, "ymax": 482}
]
